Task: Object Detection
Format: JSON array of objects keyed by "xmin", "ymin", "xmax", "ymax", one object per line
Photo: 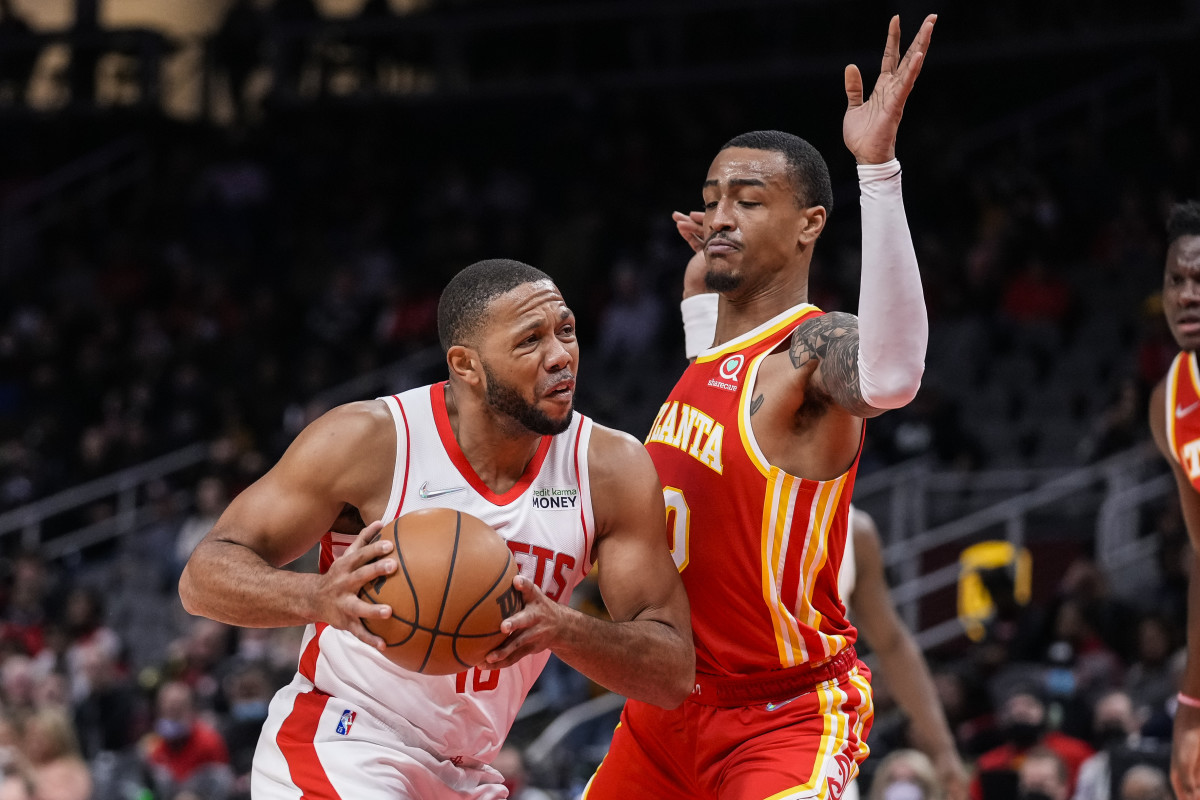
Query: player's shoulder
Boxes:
[
  {"xmin": 586, "ymin": 424, "xmax": 660, "ymax": 484},
  {"xmin": 312, "ymin": 398, "xmax": 394, "ymax": 434},
  {"xmin": 291, "ymin": 399, "xmax": 396, "ymax": 457}
]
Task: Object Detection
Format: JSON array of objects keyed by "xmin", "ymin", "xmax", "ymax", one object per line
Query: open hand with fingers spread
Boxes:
[
  {"xmin": 844, "ymin": 14, "xmax": 936, "ymax": 165},
  {"xmin": 312, "ymin": 519, "xmax": 398, "ymax": 650}
]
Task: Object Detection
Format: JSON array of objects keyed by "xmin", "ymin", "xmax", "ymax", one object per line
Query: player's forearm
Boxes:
[
  {"xmin": 855, "ymin": 160, "xmax": 927, "ymax": 409},
  {"xmin": 876, "ymin": 632, "xmax": 959, "ymax": 762},
  {"xmin": 551, "ymin": 609, "xmax": 695, "ymax": 708},
  {"xmin": 179, "ymin": 538, "xmax": 323, "ymax": 628},
  {"xmin": 1183, "ymin": 552, "xmax": 1200, "ymax": 699}
]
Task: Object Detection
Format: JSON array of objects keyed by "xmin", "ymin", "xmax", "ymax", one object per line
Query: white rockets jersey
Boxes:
[{"xmin": 294, "ymin": 382, "xmax": 596, "ymax": 767}]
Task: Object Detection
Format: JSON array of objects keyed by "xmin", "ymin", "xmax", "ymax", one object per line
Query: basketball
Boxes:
[{"xmin": 358, "ymin": 508, "xmax": 523, "ymax": 675}]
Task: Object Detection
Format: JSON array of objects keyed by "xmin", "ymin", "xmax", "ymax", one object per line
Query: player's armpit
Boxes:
[{"xmin": 789, "ymin": 312, "xmax": 882, "ymax": 419}]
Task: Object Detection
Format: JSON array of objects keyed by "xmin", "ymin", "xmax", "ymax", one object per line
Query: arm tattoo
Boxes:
[
  {"xmin": 788, "ymin": 311, "xmax": 875, "ymax": 416},
  {"xmin": 749, "ymin": 394, "xmax": 764, "ymax": 416}
]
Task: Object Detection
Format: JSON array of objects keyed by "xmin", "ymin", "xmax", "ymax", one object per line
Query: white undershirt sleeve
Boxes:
[{"xmin": 855, "ymin": 159, "xmax": 927, "ymax": 409}]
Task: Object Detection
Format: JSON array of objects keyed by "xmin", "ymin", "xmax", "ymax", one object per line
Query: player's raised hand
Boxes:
[
  {"xmin": 314, "ymin": 519, "xmax": 397, "ymax": 649},
  {"xmin": 672, "ymin": 210, "xmax": 710, "ymax": 299},
  {"xmin": 843, "ymin": 14, "xmax": 936, "ymax": 165}
]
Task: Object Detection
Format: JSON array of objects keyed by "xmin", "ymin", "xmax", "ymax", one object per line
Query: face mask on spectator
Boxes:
[
  {"xmin": 1093, "ymin": 722, "xmax": 1128, "ymax": 750},
  {"xmin": 155, "ymin": 718, "xmax": 191, "ymax": 742},
  {"xmin": 1017, "ymin": 792, "xmax": 1055, "ymax": 800},
  {"xmin": 882, "ymin": 779, "xmax": 925, "ymax": 800},
  {"xmin": 1003, "ymin": 721, "xmax": 1043, "ymax": 748},
  {"xmin": 232, "ymin": 700, "xmax": 270, "ymax": 721}
]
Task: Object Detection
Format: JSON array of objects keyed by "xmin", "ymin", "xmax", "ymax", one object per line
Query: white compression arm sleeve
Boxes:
[
  {"xmin": 681, "ymin": 293, "xmax": 719, "ymax": 359},
  {"xmin": 855, "ymin": 160, "xmax": 927, "ymax": 409}
]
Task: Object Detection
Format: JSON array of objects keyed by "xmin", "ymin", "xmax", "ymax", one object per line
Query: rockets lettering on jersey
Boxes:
[{"xmin": 1166, "ymin": 351, "xmax": 1200, "ymax": 488}]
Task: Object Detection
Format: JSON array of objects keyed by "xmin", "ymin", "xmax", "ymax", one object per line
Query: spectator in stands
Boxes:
[
  {"xmin": 21, "ymin": 707, "xmax": 92, "ymax": 800},
  {"xmin": 58, "ymin": 586, "xmax": 121, "ymax": 704},
  {"xmin": 1117, "ymin": 764, "xmax": 1170, "ymax": 800},
  {"xmin": 143, "ymin": 680, "xmax": 232, "ymax": 800},
  {"xmin": 1017, "ymin": 747, "xmax": 1071, "ymax": 800},
  {"xmin": 164, "ymin": 619, "xmax": 235, "ymax": 712},
  {"xmin": 866, "ymin": 749, "xmax": 944, "ymax": 800},
  {"xmin": 970, "ymin": 686, "xmax": 1094, "ymax": 800},
  {"xmin": 1072, "ymin": 689, "xmax": 1170, "ymax": 800},
  {"xmin": 219, "ymin": 661, "xmax": 274, "ymax": 800},
  {"xmin": 0, "ymin": 553, "xmax": 52, "ymax": 658},
  {"xmin": 1123, "ymin": 612, "xmax": 1182, "ymax": 723},
  {"xmin": 72, "ymin": 643, "xmax": 144, "ymax": 760},
  {"xmin": 492, "ymin": 745, "xmax": 554, "ymax": 800},
  {"xmin": 174, "ymin": 477, "xmax": 230, "ymax": 581}
]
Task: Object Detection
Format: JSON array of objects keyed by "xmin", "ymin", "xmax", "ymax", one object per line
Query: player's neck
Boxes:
[
  {"xmin": 444, "ymin": 385, "xmax": 543, "ymax": 493},
  {"xmin": 713, "ymin": 277, "xmax": 810, "ymax": 345}
]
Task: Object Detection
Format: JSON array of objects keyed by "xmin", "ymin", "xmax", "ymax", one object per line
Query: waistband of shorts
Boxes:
[{"xmin": 687, "ymin": 647, "xmax": 858, "ymax": 708}]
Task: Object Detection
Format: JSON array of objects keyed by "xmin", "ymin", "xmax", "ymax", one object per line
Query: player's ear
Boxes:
[
  {"xmin": 447, "ymin": 345, "xmax": 482, "ymax": 386},
  {"xmin": 798, "ymin": 205, "xmax": 827, "ymax": 246}
]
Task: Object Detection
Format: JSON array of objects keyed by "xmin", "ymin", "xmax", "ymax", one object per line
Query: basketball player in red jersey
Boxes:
[
  {"xmin": 179, "ymin": 259, "xmax": 693, "ymax": 799},
  {"xmin": 1148, "ymin": 201, "xmax": 1200, "ymax": 800},
  {"xmin": 585, "ymin": 15, "xmax": 935, "ymax": 800}
]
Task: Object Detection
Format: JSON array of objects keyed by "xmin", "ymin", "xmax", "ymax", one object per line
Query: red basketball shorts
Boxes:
[{"xmin": 583, "ymin": 661, "xmax": 873, "ymax": 800}]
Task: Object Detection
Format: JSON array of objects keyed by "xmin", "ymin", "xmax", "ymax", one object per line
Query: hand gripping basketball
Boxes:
[
  {"xmin": 481, "ymin": 574, "xmax": 566, "ymax": 670},
  {"xmin": 315, "ymin": 519, "xmax": 398, "ymax": 651}
]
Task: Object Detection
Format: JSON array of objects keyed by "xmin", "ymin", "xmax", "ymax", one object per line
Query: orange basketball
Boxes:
[{"xmin": 358, "ymin": 508, "xmax": 523, "ymax": 675}]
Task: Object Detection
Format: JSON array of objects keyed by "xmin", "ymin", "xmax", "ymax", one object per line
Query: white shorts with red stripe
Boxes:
[{"xmin": 251, "ymin": 674, "xmax": 508, "ymax": 800}]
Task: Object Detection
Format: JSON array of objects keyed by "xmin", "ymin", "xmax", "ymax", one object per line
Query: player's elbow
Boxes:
[
  {"xmin": 177, "ymin": 561, "xmax": 204, "ymax": 617},
  {"xmin": 661, "ymin": 650, "xmax": 696, "ymax": 709},
  {"xmin": 860, "ymin": 362, "xmax": 924, "ymax": 410},
  {"xmin": 658, "ymin": 679, "xmax": 694, "ymax": 710}
]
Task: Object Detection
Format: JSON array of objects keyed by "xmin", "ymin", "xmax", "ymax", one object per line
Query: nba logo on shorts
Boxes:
[{"xmin": 335, "ymin": 709, "xmax": 356, "ymax": 735}]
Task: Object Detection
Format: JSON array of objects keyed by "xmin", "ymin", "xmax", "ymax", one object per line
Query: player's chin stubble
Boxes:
[{"xmin": 483, "ymin": 364, "xmax": 573, "ymax": 436}]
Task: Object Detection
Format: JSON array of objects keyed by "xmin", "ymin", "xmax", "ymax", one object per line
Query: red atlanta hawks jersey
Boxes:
[
  {"xmin": 645, "ymin": 303, "xmax": 859, "ymax": 677},
  {"xmin": 297, "ymin": 382, "xmax": 595, "ymax": 765},
  {"xmin": 1166, "ymin": 351, "xmax": 1200, "ymax": 491}
]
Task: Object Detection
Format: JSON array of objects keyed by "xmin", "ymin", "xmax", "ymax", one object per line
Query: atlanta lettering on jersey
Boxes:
[
  {"xmin": 645, "ymin": 400, "xmax": 724, "ymax": 474},
  {"xmin": 1183, "ymin": 438, "xmax": 1200, "ymax": 479}
]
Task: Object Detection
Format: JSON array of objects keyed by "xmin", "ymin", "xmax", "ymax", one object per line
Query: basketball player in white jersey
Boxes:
[{"xmin": 178, "ymin": 259, "xmax": 694, "ymax": 800}]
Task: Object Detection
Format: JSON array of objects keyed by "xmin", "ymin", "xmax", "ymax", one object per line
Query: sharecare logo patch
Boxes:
[{"xmin": 719, "ymin": 354, "xmax": 744, "ymax": 380}]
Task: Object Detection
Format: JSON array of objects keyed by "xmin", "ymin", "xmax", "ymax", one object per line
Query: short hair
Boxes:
[
  {"xmin": 1167, "ymin": 200, "xmax": 1200, "ymax": 247},
  {"xmin": 1022, "ymin": 746, "xmax": 1069, "ymax": 784},
  {"xmin": 721, "ymin": 130, "xmax": 834, "ymax": 214},
  {"xmin": 437, "ymin": 259, "xmax": 554, "ymax": 352}
]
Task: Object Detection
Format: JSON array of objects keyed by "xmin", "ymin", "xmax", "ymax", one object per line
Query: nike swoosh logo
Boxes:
[
  {"xmin": 1178, "ymin": 401, "xmax": 1200, "ymax": 419},
  {"xmin": 764, "ymin": 695, "xmax": 803, "ymax": 712},
  {"xmin": 419, "ymin": 482, "xmax": 466, "ymax": 500}
]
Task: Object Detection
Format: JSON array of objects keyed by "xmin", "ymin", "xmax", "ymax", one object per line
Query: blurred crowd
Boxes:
[{"xmin": 0, "ymin": 1, "xmax": 1198, "ymax": 798}]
